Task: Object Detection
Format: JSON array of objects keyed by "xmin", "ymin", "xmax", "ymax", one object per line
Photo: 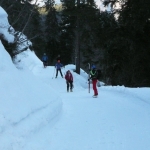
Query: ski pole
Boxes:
[{"xmin": 88, "ymin": 63, "xmax": 90, "ymax": 93}]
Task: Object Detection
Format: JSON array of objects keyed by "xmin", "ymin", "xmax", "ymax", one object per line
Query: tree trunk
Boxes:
[{"xmin": 75, "ymin": 0, "xmax": 80, "ymax": 74}]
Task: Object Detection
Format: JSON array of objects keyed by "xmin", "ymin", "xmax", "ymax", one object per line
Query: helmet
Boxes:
[
  {"xmin": 44, "ymin": 53, "xmax": 46, "ymax": 55},
  {"xmin": 91, "ymin": 65, "xmax": 96, "ymax": 69}
]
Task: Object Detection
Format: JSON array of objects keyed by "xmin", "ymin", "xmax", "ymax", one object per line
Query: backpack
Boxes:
[{"xmin": 97, "ymin": 69, "xmax": 102, "ymax": 79}]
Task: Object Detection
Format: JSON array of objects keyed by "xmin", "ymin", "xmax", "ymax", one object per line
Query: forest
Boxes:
[{"xmin": 0, "ymin": 0, "xmax": 150, "ymax": 87}]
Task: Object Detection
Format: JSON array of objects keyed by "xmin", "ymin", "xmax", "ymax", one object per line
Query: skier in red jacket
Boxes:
[{"xmin": 65, "ymin": 70, "xmax": 73, "ymax": 92}]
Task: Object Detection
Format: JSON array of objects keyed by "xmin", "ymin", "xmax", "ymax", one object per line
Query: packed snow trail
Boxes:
[{"xmin": 22, "ymin": 65, "xmax": 150, "ymax": 150}]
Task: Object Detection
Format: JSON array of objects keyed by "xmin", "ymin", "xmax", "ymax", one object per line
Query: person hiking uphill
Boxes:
[
  {"xmin": 89, "ymin": 65, "xmax": 98, "ymax": 98},
  {"xmin": 65, "ymin": 70, "xmax": 73, "ymax": 92},
  {"xmin": 42, "ymin": 53, "xmax": 48, "ymax": 68},
  {"xmin": 55, "ymin": 60, "xmax": 63, "ymax": 78}
]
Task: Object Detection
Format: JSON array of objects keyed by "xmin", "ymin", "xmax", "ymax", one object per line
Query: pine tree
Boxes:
[
  {"xmin": 102, "ymin": 0, "xmax": 150, "ymax": 86},
  {"xmin": 44, "ymin": 0, "xmax": 61, "ymax": 65},
  {"xmin": 60, "ymin": 0, "xmax": 100, "ymax": 73}
]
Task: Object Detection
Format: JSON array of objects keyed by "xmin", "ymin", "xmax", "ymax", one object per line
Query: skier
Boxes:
[
  {"xmin": 55, "ymin": 60, "xmax": 63, "ymax": 78},
  {"xmin": 89, "ymin": 64, "xmax": 98, "ymax": 98},
  {"xmin": 65, "ymin": 70, "xmax": 73, "ymax": 92},
  {"xmin": 42, "ymin": 53, "xmax": 48, "ymax": 68}
]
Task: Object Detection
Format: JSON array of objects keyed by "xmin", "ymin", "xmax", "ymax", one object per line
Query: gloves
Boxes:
[{"xmin": 88, "ymin": 79, "xmax": 90, "ymax": 81}]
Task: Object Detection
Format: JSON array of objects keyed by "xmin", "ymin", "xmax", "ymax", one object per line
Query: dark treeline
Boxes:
[{"xmin": 0, "ymin": 0, "xmax": 150, "ymax": 87}]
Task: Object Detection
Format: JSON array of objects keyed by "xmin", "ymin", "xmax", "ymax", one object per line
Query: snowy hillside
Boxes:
[{"xmin": 0, "ymin": 6, "xmax": 150, "ymax": 150}]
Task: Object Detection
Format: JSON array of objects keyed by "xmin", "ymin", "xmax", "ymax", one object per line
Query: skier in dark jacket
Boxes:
[
  {"xmin": 55, "ymin": 60, "xmax": 63, "ymax": 78},
  {"xmin": 65, "ymin": 70, "xmax": 73, "ymax": 92},
  {"xmin": 89, "ymin": 65, "xmax": 98, "ymax": 97},
  {"xmin": 42, "ymin": 53, "xmax": 48, "ymax": 68}
]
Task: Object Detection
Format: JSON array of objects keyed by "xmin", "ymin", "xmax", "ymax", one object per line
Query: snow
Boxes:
[
  {"xmin": 0, "ymin": 6, "xmax": 150, "ymax": 150},
  {"xmin": 0, "ymin": 7, "xmax": 14, "ymax": 42}
]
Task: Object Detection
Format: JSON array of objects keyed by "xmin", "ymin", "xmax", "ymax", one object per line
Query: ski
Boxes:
[{"xmin": 92, "ymin": 95, "xmax": 98, "ymax": 98}]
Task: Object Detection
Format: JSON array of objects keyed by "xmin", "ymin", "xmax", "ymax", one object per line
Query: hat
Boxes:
[
  {"xmin": 91, "ymin": 65, "xmax": 96, "ymax": 69},
  {"xmin": 67, "ymin": 70, "xmax": 71, "ymax": 73}
]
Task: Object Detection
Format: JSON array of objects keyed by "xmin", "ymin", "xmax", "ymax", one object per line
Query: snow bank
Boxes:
[
  {"xmin": 0, "ymin": 7, "xmax": 14, "ymax": 42},
  {"xmin": 0, "ymin": 6, "xmax": 63, "ymax": 149}
]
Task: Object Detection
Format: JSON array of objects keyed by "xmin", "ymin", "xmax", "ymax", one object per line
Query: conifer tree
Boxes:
[
  {"xmin": 102, "ymin": 0, "xmax": 150, "ymax": 86},
  {"xmin": 60, "ymin": 0, "xmax": 100, "ymax": 73},
  {"xmin": 44, "ymin": 0, "xmax": 61, "ymax": 64}
]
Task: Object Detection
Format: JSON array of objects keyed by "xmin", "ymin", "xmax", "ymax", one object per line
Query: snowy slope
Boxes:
[{"xmin": 0, "ymin": 6, "xmax": 62, "ymax": 149}]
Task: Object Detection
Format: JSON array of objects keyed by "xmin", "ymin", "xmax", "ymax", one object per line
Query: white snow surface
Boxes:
[
  {"xmin": 0, "ymin": 6, "xmax": 150, "ymax": 150},
  {"xmin": 0, "ymin": 7, "xmax": 14, "ymax": 43}
]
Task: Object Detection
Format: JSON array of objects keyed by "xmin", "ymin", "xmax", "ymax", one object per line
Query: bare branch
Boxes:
[
  {"xmin": 11, "ymin": 3, "xmax": 27, "ymax": 26},
  {"xmin": 14, "ymin": 0, "xmax": 38, "ymax": 43},
  {"xmin": 18, "ymin": 34, "xmax": 40, "ymax": 44}
]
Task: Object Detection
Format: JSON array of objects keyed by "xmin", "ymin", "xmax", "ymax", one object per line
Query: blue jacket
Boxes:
[
  {"xmin": 42, "ymin": 55, "xmax": 48, "ymax": 61},
  {"xmin": 55, "ymin": 62, "xmax": 63, "ymax": 69}
]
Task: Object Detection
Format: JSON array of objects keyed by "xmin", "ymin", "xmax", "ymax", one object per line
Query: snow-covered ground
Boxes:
[{"xmin": 0, "ymin": 6, "xmax": 150, "ymax": 150}]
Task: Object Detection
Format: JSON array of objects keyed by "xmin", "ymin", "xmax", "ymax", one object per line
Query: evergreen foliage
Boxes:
[
  {"xmin": 0, "ymin": 0, "xmax": 150, "ymax": 87},
  {"xmin": 60, "ymin": 0, "xmax": 100, "ymax": 73},
  {"xmin": 44, "ymin": 0, "xmax": 61, "ymax": 65},
  {"xmin": 102, "ymin": 0, "xmax": 150, "ymax": 86},
  {"xmin": 59, "ymin": 14, "xmax": 75, "ymax": 65}
]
